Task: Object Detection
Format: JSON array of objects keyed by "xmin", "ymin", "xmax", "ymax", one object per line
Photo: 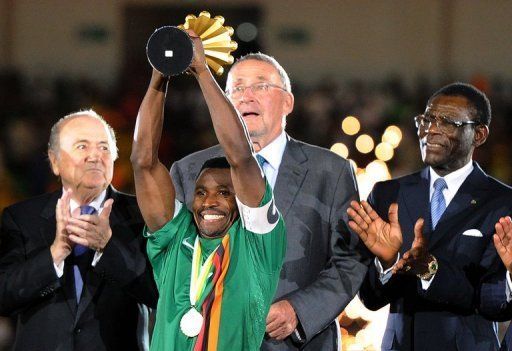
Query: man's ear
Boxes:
[
  {"xmin": 283, "ymin": 92, "xmax": 294, "ymax": 116},
  {"xmin": 473, "ymin": 124, "xmax": 489, "ymax": 148},
  {"xmin": 48, "ymin": 151, "xmax": 60, "ymax": 176}
]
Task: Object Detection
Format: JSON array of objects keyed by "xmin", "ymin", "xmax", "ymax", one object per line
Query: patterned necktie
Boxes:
[
  {"xmin": 73, "ymin": 205, "xmax": 96, "ymax": 303},
  {"xmin": 256, "ymin": 154, "xmax": 267, "ymax": 168},
  {"xmin": 431, "ymin": 178, "xmax": 447, "ymax": 229}
]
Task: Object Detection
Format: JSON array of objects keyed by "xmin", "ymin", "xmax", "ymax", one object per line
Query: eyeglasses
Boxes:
[
  {"xmin": 226, "ymin": 82, "xmax": 287, "ymax": 99},
  {"xmin": 414, "ymin": 114, "xmax": 481, "ymax": 134}
]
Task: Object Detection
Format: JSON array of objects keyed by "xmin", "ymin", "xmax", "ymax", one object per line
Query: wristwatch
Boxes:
[{"xmin": 417, "ymin": 255, "xmax": 438, "ymax": 280}]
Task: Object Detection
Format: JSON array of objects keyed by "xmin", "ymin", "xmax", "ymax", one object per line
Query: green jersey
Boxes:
[{"xmin": 145, "ymin": 182, "xmax": 285, "ymax": 351}]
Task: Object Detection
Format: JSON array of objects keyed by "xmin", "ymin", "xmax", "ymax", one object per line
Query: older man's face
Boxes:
[
  {"xmin": 226, "ymin": 60, "xmax": 294, "ymax": 151},
  {"xmin": 49, "ymin": 115, "xmax": 114, "ymax": 197}
]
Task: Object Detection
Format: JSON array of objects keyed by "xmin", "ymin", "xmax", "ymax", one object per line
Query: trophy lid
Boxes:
[{"xmin": 146, "ymin": 26, "xmax": 194, "ymax": 76}]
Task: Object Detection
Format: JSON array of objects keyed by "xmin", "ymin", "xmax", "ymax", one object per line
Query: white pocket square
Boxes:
[{"xmin": 462, "ymin": 229, "xmax": 483, "ymax": 237}]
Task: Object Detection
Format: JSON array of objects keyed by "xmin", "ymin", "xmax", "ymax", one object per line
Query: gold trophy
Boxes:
[{"xmin": 146, "ymin": 11, "xmax": 238, "ymax": 76}]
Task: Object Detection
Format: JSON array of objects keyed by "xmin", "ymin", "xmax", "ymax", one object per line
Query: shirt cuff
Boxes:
[
  {"xmin": 91, "ymin": 251, "xmax": 103, "ymax": 267},
  {"xmin": 420, "ymin": 273, "xmax": 436, "ymax": 290},
  {"xmin": 375, "ymin": 254, "xmax": 400, "ymax": 285},
  {"xmin": 54, "ymin": 261, "xmax": 64, "ymax": 278},
  {"xmin": 506, "ymin": 272, "xmax": 512, "ymax": 303}
]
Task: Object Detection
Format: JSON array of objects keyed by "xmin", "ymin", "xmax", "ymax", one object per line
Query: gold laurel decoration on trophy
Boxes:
[{"xmin": 179, "ymin": 11, "xmax": 238, "ymax": 75}]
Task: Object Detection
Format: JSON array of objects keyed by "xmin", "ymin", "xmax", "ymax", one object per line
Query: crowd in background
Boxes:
[{"xmin": 2, "ymin": 68, "xmax": 512, "ymax": 215}]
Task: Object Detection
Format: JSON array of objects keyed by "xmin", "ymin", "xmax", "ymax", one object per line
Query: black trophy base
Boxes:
[{"xmin": 146, "ymin": 26, "xmax": 194, "ymax": 76}]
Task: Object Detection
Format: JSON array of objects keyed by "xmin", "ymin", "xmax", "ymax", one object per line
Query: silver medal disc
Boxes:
[{"xmin": 180, "ymin": 307, "xmax": 204, "ymax": 337}]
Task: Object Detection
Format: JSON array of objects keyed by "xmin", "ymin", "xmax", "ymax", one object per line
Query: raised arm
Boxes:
[
  {"xmin": 187, "ymin": 31, "xmax": 265, "ymax": 206},
  {"xmin": 130, "ymin": 70, "xmax": 175, "ymax": 232}
]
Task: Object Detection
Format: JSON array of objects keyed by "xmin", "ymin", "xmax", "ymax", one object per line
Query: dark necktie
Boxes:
[
  {"xmin": 431, "ymin": 178, "xmax": 447, "ymax": 229},
  {"xmin": 73, "ymin": 205, "xmax": 96, "ymax": 302}
]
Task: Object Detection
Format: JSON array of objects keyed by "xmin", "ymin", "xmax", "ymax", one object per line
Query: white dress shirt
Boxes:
[{"xmin": 256, "ymin": 131, "xmax": 287, "ymax": 189}]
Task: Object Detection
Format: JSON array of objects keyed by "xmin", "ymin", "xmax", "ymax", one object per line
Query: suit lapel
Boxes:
[
  {"xmin": 400, "ymin": 168, "xmax": 431, "ymax": 248},
  {"xmin": 273, "ymin": 137, "xmax": 308, "ymax": 218},
  {"xmin": 40, "ymin": 191, "xmax": 79, "ymax": 316},
  {"xmin": 40, "ymin": 191, "xmax": 62, "ymax": 246},
  {"xmin": 429, "ymin": 163, "xmax": 490, "ymax": 249},
  {"xmin": 75, "ymin": 186, "xmax": 121, "ymax": 322}
]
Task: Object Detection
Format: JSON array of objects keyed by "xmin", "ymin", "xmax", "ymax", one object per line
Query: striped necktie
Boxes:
[{"xmin": 431, "ymin": 178, "xmax": 447, "ymax": 229}]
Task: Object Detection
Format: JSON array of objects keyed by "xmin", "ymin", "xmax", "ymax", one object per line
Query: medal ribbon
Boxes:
[{"xmin": 189, "ymin": 236, "xmax": 219, "ymax": 309}]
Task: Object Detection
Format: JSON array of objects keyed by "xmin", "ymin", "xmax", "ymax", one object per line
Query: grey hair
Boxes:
[
  {"xmin": 48, "ymin": 109, "xmax": 118, "ymax": 160},
  {"xmin": 228, "ymin": 52, "xmax": 292, "ymax": 93}
]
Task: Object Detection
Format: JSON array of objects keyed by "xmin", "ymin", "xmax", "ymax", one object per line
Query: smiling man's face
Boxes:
[
  {"xmin": 192, "ymin": 168, "xmax": 238, "ymax": 238},
  {"xmin": 226, "ymin": 59, "xmax": 294, "ymax": 151},
  {"xmin": 419, "ymin": 95, "xmax": 479, "ymax": 175}
]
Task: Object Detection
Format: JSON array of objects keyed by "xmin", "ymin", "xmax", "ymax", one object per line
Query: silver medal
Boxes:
[{"xmin": 180, "ymin": 307, "xmax": 204, "ymax": 337}]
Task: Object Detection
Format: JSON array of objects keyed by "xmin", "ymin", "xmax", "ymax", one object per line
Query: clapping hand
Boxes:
[
  {"xmin": 493, "ymin": 216, "xmax": 512, "ymax": 274},
  {"xmin": 347, "ymin": 201, "xmax": 402, "ymax": 269},
  {"xmin": 66, "ymin": 199, "xmax": 114, "ymax": 252}
]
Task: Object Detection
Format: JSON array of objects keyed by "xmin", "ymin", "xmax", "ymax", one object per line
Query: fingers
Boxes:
[
  {"xmin": 68, "ymin": 234, "xmax": 89, "ymax": 247},
  {"xmin": 56, "ymin": 199, "xmax": 62, "ymax": 221},
  {"xmin": 413, "ymin": 218, "xmax": 425, "ymax": 245},
  {"xmin": 100, "ymin": 199, "xmax": 114, "ymax": 220},
  {"xmin": 66, "ymin": 219, "xmax": 90, "ymax": 238},
  {"xmin": 266, "ymin": 318, "xmax": 281, "ymax": 334},
  {"xmin": 393, "ymin": 258, "xmax": 408, "ymax": 274},
  {"xmin": 495, "ymin": 217, "xmax": 512, "ymax": 250},
  {"xmin": 57, "ymin": 189, "xmax": 72, "ymax": 222},
  {"xmin": 361, "ymin": 201, "xmax": 379, "ymax": 221},
  {"xmin": 61, "ymin": 189, "xmax": 72, "ymax": 218},
  {"xmin": 495, "ymin": 221, "xmax": 506, "ymax": 241},
  {"xmin": 184, "ymin": 29, "xmax": 199, "ymax": 38},
  {"xmin": 388, "ymin": 203, "xmax": 399, "ymax": 225},
  {"xmin": 348, "ymin": 200, "xmax": 373, "ymax": 227},
  {"xmin": 267, "ymin": 326, "xmax": 289, "ymax": 340},
  {"xmin": 494, "ymin": 233, "xmax": 505, "ymax": 253},
  {"xmin": 347, "ymin": 220, "xmax": 366, "ymax": 238},
  {"xmin": 347, "ymin": 202, "xmax": 369, "ymax": 233}
]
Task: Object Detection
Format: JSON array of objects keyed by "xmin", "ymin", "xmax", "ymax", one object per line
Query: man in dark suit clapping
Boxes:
[
  {"xmin": 170, "ymin": 53, "xmax": 370, "ymax": 351},
  {"xmin": 347, "ymin": 83, "xmax": 512, "ymax": 351},
  {"xmin": 0, "ymin": 110, "xmax": 158, "ymax": 350}
]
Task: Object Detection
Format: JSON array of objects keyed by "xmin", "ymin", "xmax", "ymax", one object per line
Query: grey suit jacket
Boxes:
[{"xmin": 171, "ymin": 136, "xmax": 370, "ymax": 350}]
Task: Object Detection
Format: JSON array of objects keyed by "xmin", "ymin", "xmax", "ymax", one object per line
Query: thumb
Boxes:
[
  {"xmin": 101, "ymin": 199, "xmax": 114, "ymax": 219},
  {"xmin": 388, "ymin": 203, "xmax": 399, "ymax": 225},
  {"xmin": 412, "ymin": 218, "xmax": 425, "ymax": 245}
]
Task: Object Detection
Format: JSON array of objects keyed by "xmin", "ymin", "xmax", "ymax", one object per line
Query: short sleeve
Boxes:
[{"xmin": 144, "ymin": 203, "xmax": 194, "ymax": 284}]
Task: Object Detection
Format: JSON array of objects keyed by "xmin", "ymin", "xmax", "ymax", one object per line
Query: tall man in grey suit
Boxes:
[{"xmin": 170, "ymin": 53, "xmax": 370, "ymax": 350}]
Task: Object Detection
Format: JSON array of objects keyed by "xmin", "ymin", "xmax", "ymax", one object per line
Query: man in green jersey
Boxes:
[{"xmin": 130, "ymin": 30, "xmax": 286, "ymax": 351}]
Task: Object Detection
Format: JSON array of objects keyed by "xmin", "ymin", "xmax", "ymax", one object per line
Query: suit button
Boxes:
[{"xmin": 75, "ymin": 328, "xmax": 81, "ymax": 334}]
